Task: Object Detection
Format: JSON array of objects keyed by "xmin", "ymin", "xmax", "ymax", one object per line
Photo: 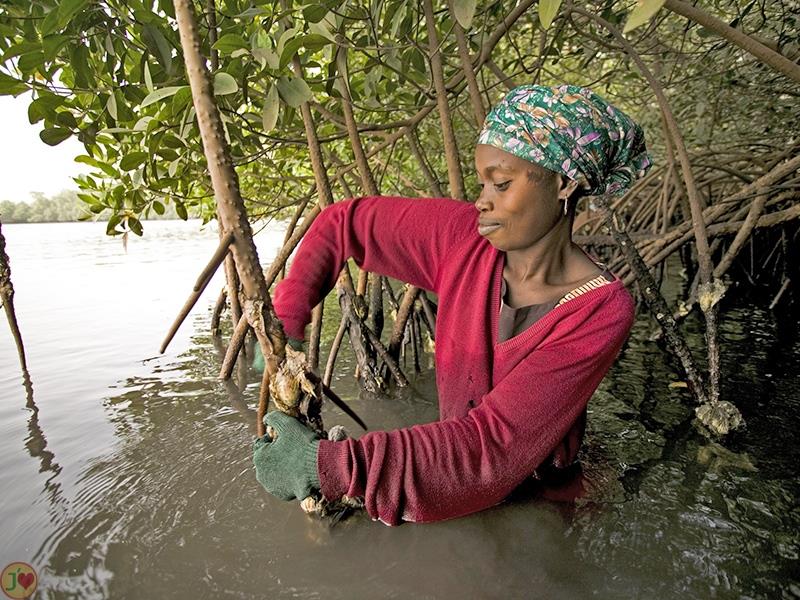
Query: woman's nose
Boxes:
[{"xmin": 474, "ymin": 188, "xmax": 491, "ymax": 212}]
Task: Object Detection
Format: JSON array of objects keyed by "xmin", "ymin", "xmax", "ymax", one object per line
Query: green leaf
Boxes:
[
  {"xmin": 213, "ymin": 72, "xmax": 238, "ymax": 95},
  {"xmin": 42, "ymin": 35, "xmax": 70, "ymax": 61},
  {"xmin": 174, "ymin": 199, "xmax": 188, "ymax": 220},
  {"xmin": 305, "ymin": 4, "xmax": 329, "ymax": 23},
  {"xmin": 236, "ymin": 7, "xmax": 269, "ymax": 17},
  {"xmin": 134, "ymin": 116, "xmax": 154, "ymax": 131},
  {"xmin": 279, "ymin": 34, "xmax": 332, "ymax": 70},
  {"xmin": 106, "ymin": 213, "xmax": 122, "ymax": 235},
  {"xmin": 76, "ymin": 192, "xmax": 97, "ymax": 204},
  {"xmin": 261, "ymin": 84, "xmax": 279, "ymax": 133},
  {"xmin": 1, "ymin": 42, "xmax": 41, "ymax": 63},
  {"xmin": 623, "ymin": 0, "xmax": 666, "ymax": 33},
  {"xmin": 171, "ymin": 86, "xmax": 194, "ymax": 113},
  {"xmin": 538, "ymin": 0, "xmax": 562, "ymax": 29},
  {"xmin": 280, "ymin": 36, "xmax": 304, "ymax": 70},
  {"xmin": 152, "ymin": 200, "xmax": 165, "ymax": 215},
  {"xmin": 141, "ymin": 85, "xmax": 185, "ymax": 107},
  {"xmin": 303, "ymin": 34, "xmax": 332, "ymax": 52},
  {"xmin": 308, "ymin": 17, "xmax": 335, "ymax": 41},
  {"xmin": 27, "ymin": 94, "xmax": 65, "ymax": 124},
  {"xmin": 142, "ymin": 24, "xmax": 173, "ymax": 74},
  {"xmin": 17, "ymin": 51, "xmax": 44, "ymax": 74},
  {"xmin": 452, "ymin": 0, "xmax": 477, "ymax": 29},
  {"xmin": 155, "ymin": 148, "xmax": 178, "ymax": 161},
  {"xmin": 276, "ymin": 76, "xmax": 312, "ymax": 108},
  {"xmin": 0, "ymin": 73, "xmax": 27, "ymax": 96},
  {"xmin": 128, "ymin": 216, "xmax": 143, "ymax": 236},
  {"xmin": 251, "ymin": 47, "xmax": 278, "ymax": 69},
  {"xmin": 106, "ymin": 93, "xmax": 118, "ymax": 120},
  {"xmin": 56, "ymin": 111, "xmax": 78, "ymax": 129},
  {"xmin": 75, "ymin": 154, "xmax": 117, "ymax": 177},
  {"xmin": 39, "ymin": 127, "xmax": 72, "ymax": 146},
  {"xmin": 120, "ymin": 152, "xmax": 148, "ymax": 170},
  {"xmin": 70, "ymin": 45, "xmax": 91, "ymax": 88},
  {"xmin": 212, "ymin": 33, "xmax": 248, "ymax": 54},
  {"xmin": 57, "ymin": 0, "xmax": 90, "ymax": 29},
  {"xmin": 104, "ymin": 33, "xmax": 115, "ymax": 56},
  {"xmin": 143, "ymin": 61, "xmax": 154, "ymax": 92},
  {"xmin": 41, "ymin": 9, "xmax": 61, "ymax": 36}
]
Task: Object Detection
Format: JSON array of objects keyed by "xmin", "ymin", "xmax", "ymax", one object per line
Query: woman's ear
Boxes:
[
  {"xmin": 557, "ymin": 176, "xmax": 588, "ymax": 200},
  {"xmin": 557, "ymin": 177, "xmax": 580, "ymax": 200}
]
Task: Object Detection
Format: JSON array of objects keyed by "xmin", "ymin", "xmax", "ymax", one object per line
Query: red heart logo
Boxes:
[{"xmin": 18, "ymin": 572, "xmax": 34, "ymax": 590}]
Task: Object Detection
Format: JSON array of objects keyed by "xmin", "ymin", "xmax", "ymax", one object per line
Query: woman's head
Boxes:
[{"xmin": 473, "ymin": 84, "xmax": 651, "ymax": 250}]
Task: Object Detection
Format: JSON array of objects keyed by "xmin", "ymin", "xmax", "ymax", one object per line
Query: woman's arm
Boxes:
[
  {"xmin": 317, "ymin": 287, "xmax": 635, "ymax": 525},
  {"xmin": 273, "ymin": 196, "xmax": 473, "ymax": 340}
]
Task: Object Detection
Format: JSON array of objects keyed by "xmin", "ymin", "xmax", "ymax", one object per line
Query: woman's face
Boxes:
[{"xmin": 473, "ymin": 144, "xmax": 563, "ymax": 251}]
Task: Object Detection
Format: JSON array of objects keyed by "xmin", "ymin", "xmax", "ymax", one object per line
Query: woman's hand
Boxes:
[{"xmin": 253, "ymin": 411, "xmax": 321, "ymax": 501}]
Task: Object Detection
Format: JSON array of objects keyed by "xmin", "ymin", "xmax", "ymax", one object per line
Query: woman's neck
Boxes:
[{"xmin": 503, "ymin": 219, "xmax": 583, "ymax": 287}]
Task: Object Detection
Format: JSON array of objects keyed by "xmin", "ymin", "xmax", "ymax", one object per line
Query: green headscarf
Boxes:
[{"xmin": 477, "ymin": 84, "xmax": 652, "ymax": 197}]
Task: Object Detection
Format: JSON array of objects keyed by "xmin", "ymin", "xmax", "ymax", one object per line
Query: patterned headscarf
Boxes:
[{"xmin": 477, "ymin": 84, "xmax": 652, "ymax": 197}]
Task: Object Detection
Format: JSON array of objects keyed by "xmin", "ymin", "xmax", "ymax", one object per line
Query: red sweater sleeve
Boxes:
[
  {"xmin": 316, "ymin": 288, "xmax": 635, "ymax": 525},
  {"xmin": 272, "ymin": 196, "xmax": 471, "ymax": 340}
]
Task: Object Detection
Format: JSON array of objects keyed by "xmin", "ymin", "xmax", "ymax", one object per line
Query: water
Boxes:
[{"xmin": 1, "ymin": 221, "xmax": 798, "ymax": 599}]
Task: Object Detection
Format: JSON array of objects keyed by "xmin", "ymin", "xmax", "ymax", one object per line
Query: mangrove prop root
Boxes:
[
  {"xmin": 219, "ymin": 315, "xmax": 249, "ymax": 380},
  {"xmin": 210, "ymin": 287, "xmax": 226, "ymax": 336},
  {"xmin": 323, "ymin": 315, "xmax": 349, "ymax": 388},
  {"xmin": 0, "ymin": 220, "xmax": 30, "ymax": 378},
  {"xmin": 256, "ymin": 366, "xmax": 271, "ymax": 438},
  {"xmin": 196, "ymin": 230, "xmax": 235, "ymax": 292},
  {"xmin": 307, "ymin": 302, "xmax": 324, "ymax": 371},
  {"xmin": 387, "ymin": 285, "xmax": 420, "ymax": 362},
  {"xmin": 364, "ymin": 321, "xmax": 409, "ymax": 388},
  {"xmin": 419, "ymin": 292, "xmax": 438, "ymax": 340},
  {"xmin": 161, "ymin": 230, "xmax": 234, "ymax": 353},
  {"xmin": 337, "ymin": 280, "xmax": 382, "ymax": 393},
  {"xmin": 596, "ymin": 196, "xmax": 711, "ymax": 405},
  {"xmin": 174, "ymin": 0, "xmax": 341, "ymax": 447}
]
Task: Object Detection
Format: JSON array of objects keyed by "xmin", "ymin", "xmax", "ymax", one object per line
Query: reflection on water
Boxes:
[{"xmin": 0, "ymin": 221, "xmax": 798, "ymax": 599}]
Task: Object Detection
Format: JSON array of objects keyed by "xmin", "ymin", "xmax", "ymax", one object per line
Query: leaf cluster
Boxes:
[{"xmin": 0, "ymin": 0, "xmax": 797, "ymax": 236}]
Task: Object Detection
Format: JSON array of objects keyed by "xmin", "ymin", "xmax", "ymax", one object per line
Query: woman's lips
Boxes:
[{"xmin": 478, "ymin": 223, "xmax": 501, "ymax": 236}]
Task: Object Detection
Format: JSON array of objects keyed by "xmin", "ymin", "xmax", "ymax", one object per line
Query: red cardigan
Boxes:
[{"xmin": 272, "ymin": 196, "xmax": 635, "ymax": 525}]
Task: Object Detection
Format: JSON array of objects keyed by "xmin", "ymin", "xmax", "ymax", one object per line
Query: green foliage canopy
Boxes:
[{"xmin": 0, "ymin": 0, "xmax": 797, "ymax": 236}]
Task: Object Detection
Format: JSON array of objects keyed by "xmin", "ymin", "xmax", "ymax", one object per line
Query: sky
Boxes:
[{"xmin": 0, "ymin": 93, "xmax": 89, "ymax": 202}]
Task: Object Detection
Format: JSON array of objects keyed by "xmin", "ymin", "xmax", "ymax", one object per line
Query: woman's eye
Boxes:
[{"xmin": 494, "ymin": 181, "xmax": 511, "ymax": 191}]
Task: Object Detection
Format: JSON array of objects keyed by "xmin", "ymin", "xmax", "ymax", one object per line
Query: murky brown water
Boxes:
[{"xmin": 1, "ymin": 221, "xmax": 798, "ymax": 599}]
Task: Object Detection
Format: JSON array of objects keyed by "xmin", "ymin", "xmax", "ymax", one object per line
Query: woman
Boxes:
[{"xmin": 253, "ymin": 84, "xmax": 652, "ymax": 525}]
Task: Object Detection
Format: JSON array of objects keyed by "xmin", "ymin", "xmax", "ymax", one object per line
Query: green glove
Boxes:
[
  {"xmin": 253, "ymin": 411, "xmax": 321, "ymax": 501},
  {"xmin": 252, "ymin": 337, "xmax": 305, "ymax": 373}
]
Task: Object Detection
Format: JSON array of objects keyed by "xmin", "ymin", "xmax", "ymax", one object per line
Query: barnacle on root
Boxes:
[{"xmin": 268, "ymin": 346, "xmax": 316, "ymax": 414}]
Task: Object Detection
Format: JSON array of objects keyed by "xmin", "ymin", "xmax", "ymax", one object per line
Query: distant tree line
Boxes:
[{"xmin": 0, "ymin": 190, "xmax": 183, "ymax": 223}]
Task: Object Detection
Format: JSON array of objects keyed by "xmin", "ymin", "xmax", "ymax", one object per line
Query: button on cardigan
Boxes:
[{"xmin": 272, "ymin": 196, "xmax": 635, "ymax": 525}]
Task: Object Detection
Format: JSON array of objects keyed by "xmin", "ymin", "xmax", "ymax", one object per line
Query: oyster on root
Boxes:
[
  {"xmin": 695, "ymin": 400, "xmax": 743, "ymax": 436},
  {"xmin": 268, "ymin": 345, "xmax": 316, "ymax": 414},
  {"xmin": 697, "ymin": 279, "xmax": 728, "ymax": 313}
]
